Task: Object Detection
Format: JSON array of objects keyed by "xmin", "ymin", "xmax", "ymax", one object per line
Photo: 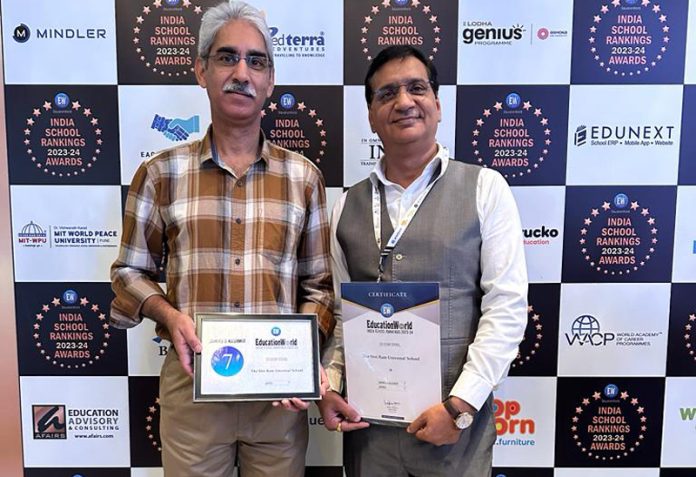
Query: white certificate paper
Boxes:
[
  {"xmin": 193, "ymin": 313, "xmax": 320, "ymax": 402},
  {"xmin": 342, "ymin": 282, "xmax": 441, "ymax": 425}
]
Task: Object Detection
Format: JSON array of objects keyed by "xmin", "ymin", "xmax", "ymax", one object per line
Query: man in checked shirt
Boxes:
[{"xmin": 109, "ymin": 2, "xmax": 334, "ymax": 476}]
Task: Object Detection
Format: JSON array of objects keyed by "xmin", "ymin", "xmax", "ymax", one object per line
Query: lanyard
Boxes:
[{"xmin": 372, "ymin": 166, "xmax": 441, "ymax": 282}]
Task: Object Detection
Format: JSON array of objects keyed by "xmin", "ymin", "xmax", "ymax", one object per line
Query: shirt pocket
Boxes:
[{"xmin": 258, "ymin": 201, "xmax": 306, "ymax": 264}]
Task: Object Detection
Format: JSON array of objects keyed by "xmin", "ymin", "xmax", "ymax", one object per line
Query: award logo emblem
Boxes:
[
  {"xmin": 578, "ymin": 192, "xmax": 658, "ymax": 275},
  {"xmin": 32, "ymin": 404, "xmax": 67, "ymax": 439},
  {"xmin": 211, "ymin": 346, "xmax": 244, "ymax": 376},
  {"xmin": 132, "ymin": 0, "xmax": 204, "ymax": 78},
  {"xmin": 512, "ymin": 305, "xmax": 543, "ymax": 368},
  {"xmin": 586, "ymin": 0, "xmax": 671, "ymax": 77},
  {"xmin": 359, "ymin": 0, "xmax": 442, "ymax": 62},
  {"xmin": 31, "ymin": 289, "xmax": 111, "ymax": 369},
  {"xmin": 271, "ymin": 326, "xmax": 281, "ymax": 337},
  {"xmin": 23, "ymin": 92, "xmax": 103, "ymax": 178},
  {"xmin": 570, "ymin": 383, "xmax": 649, "ymax": 461},
  {"xmin": 262, "ymin": 92, "xmax": 327, "ymax": 164},
  {"xmin": 472, "ymin": 92, "xmax": 552, "ymax": 179},
  {"xmin": 380, "ymin": 303, "xmax": 395, "ymax": 318}
]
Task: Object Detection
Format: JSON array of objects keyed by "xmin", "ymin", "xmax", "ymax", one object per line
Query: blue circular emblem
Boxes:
[
  {"xmin": 211, "ymin": 346, "xmax": 244, "ymax": 376},
  {"xmin": 505, "ymin": 92, "xmax": 521, "ymax": 109},
  {"xmin": 271, "ymin": 326, "xmax": 281, "ymax": 336},
  {"xmin": 613, "ymin": 193, "xmax": 629, "ymax": 209},
  {"xmin": 279, "ymin": 93, "xmax": 296, "ymax": 110},
  {"xmin": 54, "ymin": 92, "xmax": 70, "ymax": 110},
  {"xmin": 165, "ymin": 0, "xmax": 180, "ymax": 6},
  {"xmin": 13, "ymin": 24, "xmax": 30, "ymax": 43},
  {"xmin": 394, "ymin": 0, "xmax": 409, "ymax": 5},
  {"xmin": 380, "ymin": 303, "xmax": 394, "ymax": 318},
  {"xmin": 62, "ymin": 289, "xmax": 78, "ymax": 305},
  {"xmin": 624, "ymin": 0, "xmax": 639, "ymax": 5},
  {"xmin": 604, "ymin": 383, "xmax": 619, "ymax": 399}
]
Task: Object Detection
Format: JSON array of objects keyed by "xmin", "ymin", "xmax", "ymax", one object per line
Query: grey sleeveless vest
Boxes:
[{"xmin": 336, "ymin": 160, "xmax": 483, "ymax": 397}]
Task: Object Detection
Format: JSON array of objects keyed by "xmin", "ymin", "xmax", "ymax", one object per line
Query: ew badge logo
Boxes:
[{"xmin": 32, "ymin": 404, "xmax": 67, "ymax": 439}]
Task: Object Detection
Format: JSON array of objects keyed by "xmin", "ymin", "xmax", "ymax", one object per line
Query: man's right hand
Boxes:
[
  {"xmin": 164, "ymin": 311, "xmax": 202, "ymax": 376},
  {"xmin": 316, "ymin": 391, "xmax": 370, "ymax": 433}
]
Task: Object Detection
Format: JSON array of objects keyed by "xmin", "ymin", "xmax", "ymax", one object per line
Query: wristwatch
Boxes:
[{"xmin": 442, "ymin": 397, "xmax": 474, "ymax": 430}]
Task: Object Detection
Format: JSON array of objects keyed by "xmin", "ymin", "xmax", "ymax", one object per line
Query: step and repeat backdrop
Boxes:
[{"xmin": 3, "ymin": 0, "xmax": 696, "ymax": 475}]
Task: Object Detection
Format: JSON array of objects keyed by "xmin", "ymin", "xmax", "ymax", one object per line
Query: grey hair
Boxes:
[{"xmin": 197, "ymin": 0, "xmax": 274, "ymax": 66}]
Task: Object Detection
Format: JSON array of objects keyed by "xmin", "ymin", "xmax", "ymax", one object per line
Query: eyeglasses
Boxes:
[
  {"xmin": 204, "ymin": 51, "xmax": 273, "ymax": 71},
  {"xmin": 372, "ymin": 79, "xmax": 434, "ymax": 104}
]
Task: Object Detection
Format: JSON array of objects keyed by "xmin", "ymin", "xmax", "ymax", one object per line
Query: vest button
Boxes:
[{"xmin": 395, "ymin": 253, "xmax": 403, "ymax": 261}]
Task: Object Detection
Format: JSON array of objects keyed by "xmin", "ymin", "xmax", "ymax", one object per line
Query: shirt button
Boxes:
[
  {"xmin": 237, "ymin": 180, "xmax": 245, "ymax": 187},
  {"xmin": 395, "ymin": 253, "xmax": 403, "ymax": 261},
  {"xmin": 235, "ymin": 218, "xmax": 242, "ymax": 224},
  {"xmin": 234, "ymin": 302, "xmax": 240, "ymax": 308},
  {"xmin": 234, "ymin": 258, "xmax": 241, "ymax": 265}
]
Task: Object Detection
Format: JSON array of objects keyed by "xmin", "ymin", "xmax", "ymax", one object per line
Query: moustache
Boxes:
[{"xmin": 222, "ymin": 81, "xmax": 256, "ymax": 98}]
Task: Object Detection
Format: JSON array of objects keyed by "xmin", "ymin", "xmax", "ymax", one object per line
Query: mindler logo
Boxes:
[{"xmin": 13, "ymin": 23, "xmax": 31, "ymax": 43}]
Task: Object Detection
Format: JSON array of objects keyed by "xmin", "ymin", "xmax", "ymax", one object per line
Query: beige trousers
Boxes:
[{"xmin": 159, "ymin": 349, "xmax": 309, "ymax": 477}]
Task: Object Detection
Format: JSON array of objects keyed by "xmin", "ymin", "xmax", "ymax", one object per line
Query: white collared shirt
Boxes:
[{"xmin": 324, "ymin": 144, "xmax": 528, "ymax": 411}]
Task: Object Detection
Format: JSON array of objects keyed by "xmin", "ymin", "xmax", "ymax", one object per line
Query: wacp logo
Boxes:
[
  {"xmin": 380, "ymin": 303, "xmax": 394, "ymax": 318},
  {"xmin": 13, "ymin": 23, "xmax": 30, "ymax": 43}
]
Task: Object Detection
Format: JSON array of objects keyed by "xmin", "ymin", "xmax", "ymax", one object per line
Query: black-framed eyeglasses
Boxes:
[
  {"xmin": 372, "ymin": 79, "xmax": 434, "ymax": 104},
  {"xmin": 204, "ymin": 51, "xmax": 273, "ymax": 71}
]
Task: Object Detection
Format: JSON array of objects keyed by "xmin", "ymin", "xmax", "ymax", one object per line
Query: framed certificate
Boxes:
[
  {"xmin": 193, "ymin": 313, "xmax": 321, "ymax": 402},
  {"xmin": 342, "ymin": 282, "xmax": 441, "ymax": 425}
]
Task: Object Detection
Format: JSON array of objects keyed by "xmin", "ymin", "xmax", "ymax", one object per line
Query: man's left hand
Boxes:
[
  {"xmin": 406, "ymin": 402, "xmax": 462, "ymax": 446},
  {"xmin": 272, "ymin": 367, "xmax": 330, "ymax": 412}
]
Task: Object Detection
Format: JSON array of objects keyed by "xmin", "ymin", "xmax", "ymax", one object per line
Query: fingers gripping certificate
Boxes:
[
  {"xmin": 341, "ymin": 282, "xmax": 441, "ymax": 425},
  {"xmin": 193, "ymin": 313, "xmax": 321, "ymax": 402}
]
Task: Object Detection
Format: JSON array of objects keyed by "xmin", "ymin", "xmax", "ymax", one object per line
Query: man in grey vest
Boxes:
[{"xmin": 318, "ymin": 45, "xmax": 528, "ymax": 476}]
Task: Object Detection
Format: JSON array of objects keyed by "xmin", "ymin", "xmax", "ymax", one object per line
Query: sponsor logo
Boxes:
[
  {"xmin": 150, "ymin": 114, "xmax": 199, "ymax": 142},
  {"xmin": 494, "ymin": 399, "xmax": 536, "ymax": 447},
  {"xmin": 17, "ymin": 221, "xmax": 48, "ymax": 247},
  {"xmin": 462, "ymin": 21, "xmax": 525, "ymax": 45},
  {"xmin": 211, "ymin": 346, "xmax": 244, "ymax": 376},
  {"xmin": 152, "ymin": 336, "xmax": 169, "ymax": 356},
  {"xmin": 13, "ymin": 23, "xmax": 31, "ymax": 43},
  {"xmin": 523, "ymin": 225, "xmax": 560, "ymax": 246},
  {"xmin": 13, "ymin": 23, "xmax": 107, "ymax": 43},
  {"xmin": 33, "ymin": 404, "xmax": 67, "ymax": 439},
  {"xmin": 573, "ymin": 123, "xmax": 676, "ymax": 147},
  {"xmin": 271, "ymin": 326, "xmax": 281, "ymax": 337},
  {"xmin": 269, "ymin": 27, "xmax": 326, "ymax": 59}
]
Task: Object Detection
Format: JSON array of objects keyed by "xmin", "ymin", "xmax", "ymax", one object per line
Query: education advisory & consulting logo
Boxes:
[
  {"xmin": 32, "ymin": 403, "xmax": 121, "ymax": 440},
  {"xmin": 30, "ymin": 289, "xmax": 111, "ymax": 369},
  {"xmin": 584, "ymin": 0, "xmax": 671, "ymax": 78},
  {"xmin": 570, "ymin": 383, "xmax": 649, "ymax": 462},
  {"xmin": 577, "ymin": 192, "xmax": 658, "ymax": 276},
  {"xmin": 471, "ymin": 92, "xmax": 553, "ymax": 180}
]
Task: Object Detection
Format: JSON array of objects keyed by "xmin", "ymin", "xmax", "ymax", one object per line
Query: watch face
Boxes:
[{"xmin": 455, "ymin": 412, "xmax": 474, "ymax": 429}]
